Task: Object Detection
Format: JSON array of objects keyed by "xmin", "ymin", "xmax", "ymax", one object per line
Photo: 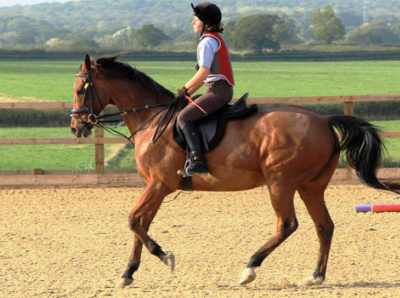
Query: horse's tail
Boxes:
[{"xmin": 328, "ymin": 115, "xmax": 400, "ymax": 194}]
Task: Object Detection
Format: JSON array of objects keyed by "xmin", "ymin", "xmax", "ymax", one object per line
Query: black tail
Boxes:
[{"xmin": 328, "ymin": 115, "xmax": 400, "ymax": 194}]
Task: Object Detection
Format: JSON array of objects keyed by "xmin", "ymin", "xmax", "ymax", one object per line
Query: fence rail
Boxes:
[{"xmin": 1, "ymin": 95, "xmax": 400, "ymax": 188}]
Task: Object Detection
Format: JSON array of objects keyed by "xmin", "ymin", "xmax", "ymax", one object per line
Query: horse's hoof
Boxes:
[
  {"xmin": 163, "ymin": 252, "xmax": 175, "ymax": 272},
  {"xmin": 117, "ymin": 277, "xmax": 133, "ymax": 288},
  {"xmin": 239, "ymin": 267, "xmax": 257, "ymax": 285},
  {"xmin": 298, "ymin": 275, "xmax": 324, "ymax": 287}
]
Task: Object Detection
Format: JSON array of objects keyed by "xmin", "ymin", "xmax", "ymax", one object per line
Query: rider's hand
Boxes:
[{"xmin": 177, "ymin": 86, "xmax": 189, "ymax": 99}]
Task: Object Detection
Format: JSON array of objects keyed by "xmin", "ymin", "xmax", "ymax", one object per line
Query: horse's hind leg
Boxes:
[
  {"xmin": 240, "ymin": 185, "xmax": 298, "ymax": 285},
  {"xmin": 297, "ymin": 182, "xmax": 334, "ymax": 287},
  {"xmin": 296, "ymin": 151, "xmax": 338, "ymax": 286},
  {"xmin": 118, "ymin": 182, "xmax": 174, "ymax": 288}
]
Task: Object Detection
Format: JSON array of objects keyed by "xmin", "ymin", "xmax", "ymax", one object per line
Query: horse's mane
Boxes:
[{"xmin": 92, "ymin": 54, "xmax": 175, "ymax": 99}]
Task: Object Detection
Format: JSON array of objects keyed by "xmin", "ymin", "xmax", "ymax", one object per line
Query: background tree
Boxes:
[
  {"xmin": 221, "ymin": 21, "xmax": 237, "ymax": 47},
  {"xmin": 345, "ymin": 30, "xmax": 383, "ymax": 45},
  {"xmin": 273, "ymin": 14, "xmax": 302, "ymax": 44},
  {"xmin": 390, "ymin": 23, "xmax": 400, "ymax": 40},
  {"xmin": 1, "ymin": 1, "xmax": 400, "ymax": 50},
  {"xmin": 345, "ymin": 21, "xmax": 400, "ymax": 45},
  {"xmin": 232, "ymin": 14, "xmax": 280, "ymax": 52},
  {"xmin": 96, "ymin": 27, "xmax": 136, "ymax": 50},
  {"xmin": 337, "ymin": 10, "xmax": 364, "ymax": 28},
  {"xmin": 133, "ymin": 24, "xmax": 170, "ymax": 49},
  {"xmin": 311, "ymin": 5, "xmax": 345, "ymax": 44},
  {"xmin": 45, "ymin": 37, "xmax": 69, "ymax": 51},
  {"xmin": 69, "ymin": 39, "xmax": 99, "ymax": 52}
]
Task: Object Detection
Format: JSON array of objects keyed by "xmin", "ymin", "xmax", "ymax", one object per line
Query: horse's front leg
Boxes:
[
  {"xmin": 118, "ymin": 182, "xmax": 174, "ymax": 288},
  {"xmin": 119, "ymin": 235, "xmax": 143, "ymax": 287}
]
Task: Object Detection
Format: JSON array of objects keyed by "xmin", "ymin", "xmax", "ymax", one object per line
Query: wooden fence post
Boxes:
[
  {"xmin": 344, "ymin": 101, "xmax": 354, "ymax": 116},
  {"xmin": 94, "ymin": 125, "xmax": 104, "ymax": 174}
]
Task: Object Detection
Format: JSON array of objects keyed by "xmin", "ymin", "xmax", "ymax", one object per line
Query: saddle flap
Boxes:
[
  {"xmin": 173, "ymin": 93, "xmax": 258, "ymax": 152},
  {"xmin": 197, "ymin": 113, "xmax": 220, "ymax": 152}
]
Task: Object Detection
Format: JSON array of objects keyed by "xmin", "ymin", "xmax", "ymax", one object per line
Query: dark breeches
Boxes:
[{"xmin": 177, "ymin": 80, "xmax": 233, "ymax": 129}]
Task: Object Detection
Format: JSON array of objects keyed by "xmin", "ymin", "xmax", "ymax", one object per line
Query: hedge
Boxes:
[{"xmin": 1, "ymin": 102, "xmax": 399, "ymax": 127}]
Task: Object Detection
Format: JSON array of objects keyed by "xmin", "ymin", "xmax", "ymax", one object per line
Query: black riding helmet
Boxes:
[{"xmin": 191, "ymin": 2, "xmax": 222, "ymax": 26}]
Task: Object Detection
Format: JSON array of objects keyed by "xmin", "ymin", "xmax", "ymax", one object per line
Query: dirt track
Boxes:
[{"xmin": 1, "ymin": 185, "xmax": 399, "ymax": 297}]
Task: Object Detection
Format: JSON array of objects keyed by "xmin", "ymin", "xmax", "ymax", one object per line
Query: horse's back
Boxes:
[{"xmin": 225, "ymin": 105, "xmax": 332, "ymax": 145}]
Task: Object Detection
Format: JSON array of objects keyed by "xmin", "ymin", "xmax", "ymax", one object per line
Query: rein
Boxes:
[{"xmin": 71, "ymin": 73, "xmax": 179, "ymax": 144}]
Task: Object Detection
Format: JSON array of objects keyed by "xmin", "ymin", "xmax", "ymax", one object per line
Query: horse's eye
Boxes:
[{"xmin": 77, "ymin": 88, "xmax": 85, "ymax": 95}]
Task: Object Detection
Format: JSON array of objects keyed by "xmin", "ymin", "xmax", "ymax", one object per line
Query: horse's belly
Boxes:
[{"xmin": 191, "ymin": 168, "xmax": 265, "ymax": 191}]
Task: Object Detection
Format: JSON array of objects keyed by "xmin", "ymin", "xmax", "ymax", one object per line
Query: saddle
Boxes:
[{"xmin": 173, "ymin": 93, "xmax": 258, "ymax": 152}]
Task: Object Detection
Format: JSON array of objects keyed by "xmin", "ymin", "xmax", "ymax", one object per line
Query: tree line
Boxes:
[{"xmin": 1, "ymin": 2, "xmax": 400, "ymax": 53}]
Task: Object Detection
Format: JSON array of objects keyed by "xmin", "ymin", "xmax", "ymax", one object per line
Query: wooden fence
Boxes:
[{"xmin": 1, "ymin": 95, "xmax": 400, "ymax": 188}]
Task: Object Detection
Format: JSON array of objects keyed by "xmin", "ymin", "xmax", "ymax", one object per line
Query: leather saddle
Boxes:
[{"xmin": 173, "ymin": 93, "xmax": 258, "ymax": 152}]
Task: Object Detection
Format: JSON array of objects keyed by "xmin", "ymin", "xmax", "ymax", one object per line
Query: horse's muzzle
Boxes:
[{"xmin": 70, "ymin": 119, "xmax": 93, "ymax": 138}]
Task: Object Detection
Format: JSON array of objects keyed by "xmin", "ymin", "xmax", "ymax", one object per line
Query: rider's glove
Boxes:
[{"xmin": 178, "ymin": 86, "xmax": 189, "ymax": 99}]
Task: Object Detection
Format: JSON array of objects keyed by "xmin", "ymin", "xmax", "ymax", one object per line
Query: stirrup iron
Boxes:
[{"xmin": 177, "ymin": 159, "xmax": 194, "ymax": 177}]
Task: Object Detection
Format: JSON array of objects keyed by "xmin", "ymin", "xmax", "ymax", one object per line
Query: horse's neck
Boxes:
[{"xmin": 113, "ymin": 87, "xmax": 175, "ymax": 139}]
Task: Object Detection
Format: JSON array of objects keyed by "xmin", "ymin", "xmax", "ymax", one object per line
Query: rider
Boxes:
[{"xmin": 177, "ymin": 2, "xmax": 235, "ymax": 175}]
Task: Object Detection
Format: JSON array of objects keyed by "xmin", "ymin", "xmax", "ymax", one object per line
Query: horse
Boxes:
[{"xmin": 70, "ymin": 54, "xmax": 400, "ymax": 288}]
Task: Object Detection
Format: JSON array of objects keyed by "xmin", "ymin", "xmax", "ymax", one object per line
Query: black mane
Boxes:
[{"xmin": 94, "ymin": 55, "xmax": 175, "ymax": 99}]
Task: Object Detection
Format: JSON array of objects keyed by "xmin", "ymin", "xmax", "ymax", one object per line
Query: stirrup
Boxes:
[
  {"xmin": 177, "ymin": 159, "xmax": 208, "ymax": 177},
  {"xmin": 177, "ymin": 159, "xmax": 193, "ymax": 177}
]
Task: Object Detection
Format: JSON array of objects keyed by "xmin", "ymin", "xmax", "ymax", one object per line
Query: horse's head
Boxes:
[
  {"xmin": 70, "ymin": 54, "xmax": 111, "ymax": 138},
  {"xmin": 71, "ymin": 53, "xmax": 177, "ymax": 139}
]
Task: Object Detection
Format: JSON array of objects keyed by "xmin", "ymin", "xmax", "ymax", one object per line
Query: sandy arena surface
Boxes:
[{"xmin": 0, "ymin": 185, "xmax": 399, "ymax": 297}]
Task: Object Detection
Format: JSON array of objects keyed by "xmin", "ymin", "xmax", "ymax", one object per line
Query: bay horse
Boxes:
[{"xmin": 70, "ymin": 54, "xmax": 400, "ymax": 288}]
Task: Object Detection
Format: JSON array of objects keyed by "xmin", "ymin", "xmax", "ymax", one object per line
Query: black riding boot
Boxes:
[{"xmin": 182, "ymin": 122, "xmax": 209, "ymax": 175}]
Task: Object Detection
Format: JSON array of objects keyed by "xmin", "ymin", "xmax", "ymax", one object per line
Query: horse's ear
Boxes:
[{"xmin": 82, "ymin": 54, "xmax": 91, "ymax": 72}]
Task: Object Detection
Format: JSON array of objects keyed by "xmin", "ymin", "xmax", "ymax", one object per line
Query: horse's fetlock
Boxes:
[
  {"xmin": 248, "ymin": 256, "xmax": 262, "ymax": 268},
  {"xmin": 149, "ymin": 242, "xmax": 162, "ymax": 257},
  {"xmin": 313, "ymin": 272, "xmax": 325, "ymax": 282}
]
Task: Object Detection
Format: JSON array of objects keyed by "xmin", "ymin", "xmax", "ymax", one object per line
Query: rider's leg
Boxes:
[
  {"xmin": 177, "ymin": 80, "xmax": 233, "ymax": 174},
  {"xmin": 181, "ymin": 121, "xmax": 209, "ymax": 174}
]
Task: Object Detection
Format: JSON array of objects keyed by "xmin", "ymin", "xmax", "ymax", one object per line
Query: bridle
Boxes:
[
  {"xmin": 71, "ymin": 73, "xmax": 103, "ymax": 125},
  {"xmin": 70, "ymin": 72, "xmax": 180, "ymax": 144}
]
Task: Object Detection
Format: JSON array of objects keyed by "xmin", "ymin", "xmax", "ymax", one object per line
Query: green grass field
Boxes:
[
  {"xmin": 1, "ymin": 59, "xmax": 399, "ymax": 170},
  {"xmin": 2, "ymin": 60, "xmax": 400, "ymax": 101}
]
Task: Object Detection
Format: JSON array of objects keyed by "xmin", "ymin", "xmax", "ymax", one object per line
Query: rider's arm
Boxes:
[{"xmin": 184, "ymin": 66, "xmax": 210, "ymax": 95}]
